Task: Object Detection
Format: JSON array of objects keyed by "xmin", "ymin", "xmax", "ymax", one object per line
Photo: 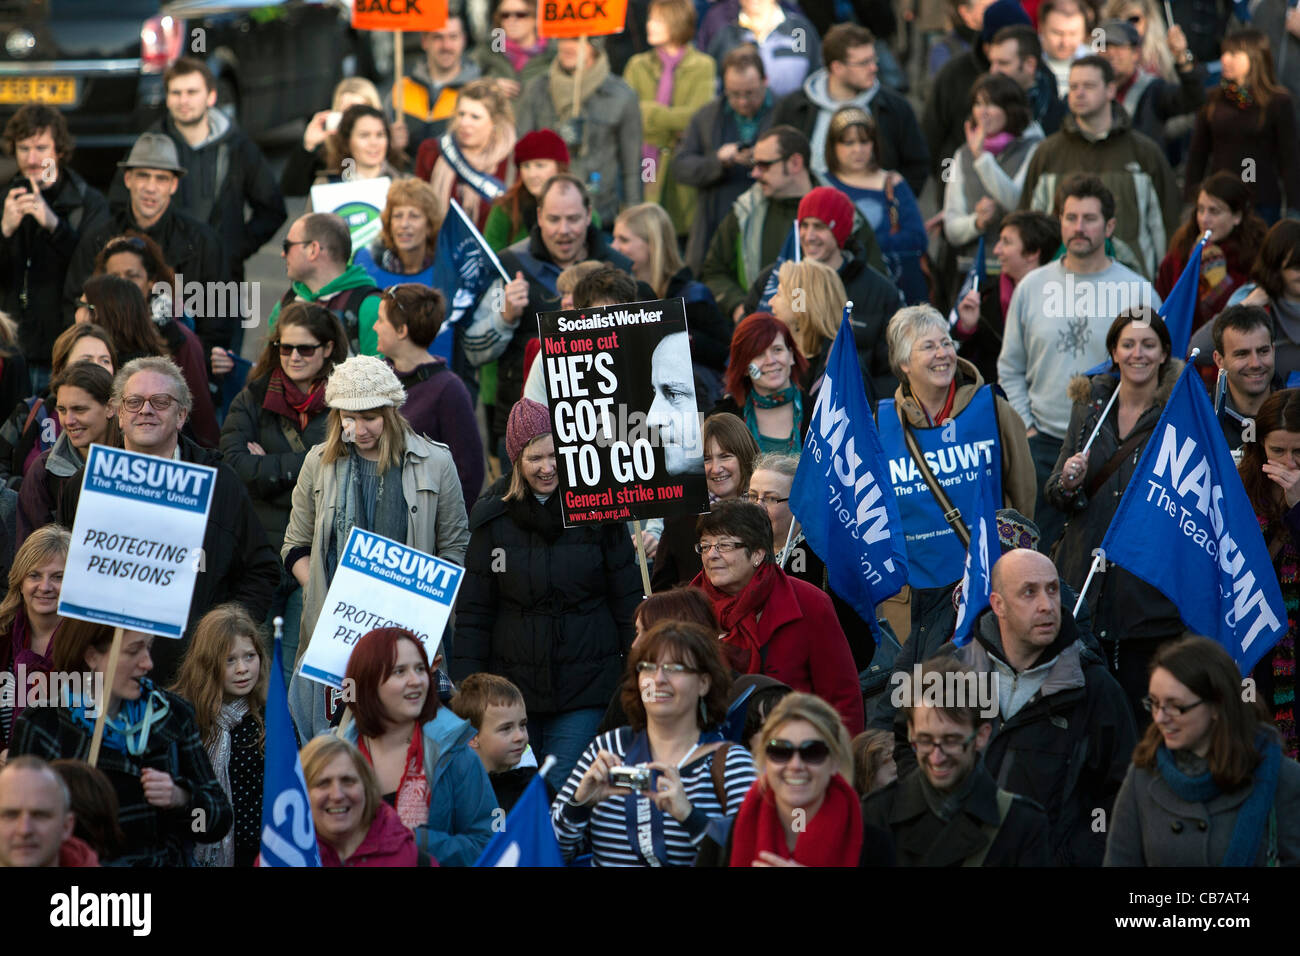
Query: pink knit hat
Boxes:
[
  {"xmin": 797, "ymin": 186, "xmax": 855, "ymax": 248},
  {"xmin": 506, "ymin": 398, "xmax": 552, "ymax": 464}
]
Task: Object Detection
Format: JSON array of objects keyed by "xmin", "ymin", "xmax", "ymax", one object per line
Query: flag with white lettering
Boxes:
[
  {"xmin": 789, "ymin": 310, "xmax": 909, "ymax": 624},
  {"xmin": 258, "ymin": 636, "xmax": 321, "ymax": 867},
  {"xmin": 951, "ymin": 471, "xmax": 998, "ymax": 647},
  {"xmin": 755, "ymin": 222, "xmax": 799, "ymax": 313},
  {"xmin": 473, "ymin": 766, "xmax": 563, "ymax": 867},
  {"xmin": 430, "ymin": 198, "xmax": 509, "ymax": 362},
  {"xmin": 1099, "ymin": 362, "xmax": 1286, "ymax": 675}
]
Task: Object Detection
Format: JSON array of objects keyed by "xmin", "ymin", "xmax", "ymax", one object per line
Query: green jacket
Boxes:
[
  {"xmin": 474, "ymin": 42, "xmax": 556, "ymax": 89},
  {"xmin": 268, "ymin": 263, "xmax": 382, "ymax": 355}
]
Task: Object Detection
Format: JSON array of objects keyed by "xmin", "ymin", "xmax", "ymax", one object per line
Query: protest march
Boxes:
[{"xmin": 2, "ymin": 0, "xmax": 1300, "ymax": 915}]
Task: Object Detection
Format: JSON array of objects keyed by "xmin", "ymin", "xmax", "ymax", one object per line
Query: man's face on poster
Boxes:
[{"xmin": 646, "ymin": 332, "xmax": 702, "ymax": 474}]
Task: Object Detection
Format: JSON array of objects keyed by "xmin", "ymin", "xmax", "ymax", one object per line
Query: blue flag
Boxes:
[
  {"xmin": 947, "ymin": 235, "xmax": 985, "ymax": 327},
  {"xmin": 755, "ymin": 222, "xmax": 800, "ymax": 313},
  {"xmin": 951, "ymin": 471, "xmax": 999, "ymax": 647},
  {"xmin": 1099, "ymin": 362, "xmax": 1286, "ymax": 675},
  {"xmin": 790, "ymin": 309, "xmax": 909, "ymax": 625},
  {"xmin": 1159, "ymin": 232, "xmax": 1207, "ymax": 360},
  {"xmin": 473, "ymin": 766, "xmax": 563, "ymax": 867},
  {"xmin": 257, "ymin": 636, "xmax": 321, "ymax": 867},
  {"xmin": 429, "ymin": 198, "xmax": 508, "ymax": 362}
]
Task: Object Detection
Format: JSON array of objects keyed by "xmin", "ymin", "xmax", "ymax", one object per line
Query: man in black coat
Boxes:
[
  {"xmin": 63, "ymin": 134, "xmax": 226, "ymax": 350},
  {"xmin": 672, "ymin": 44, "xmax": 776, "ymax": 273},
  {"xmin": 0, "ymin": 106, "xmax": 110, "ymax": 389},
  {"xmin": 61, "ymin": 356, "xmax": 279, "ymax": 685},
  {"xmin": 863, "ymin": 655, "xmax": 1051, "ymax": 866}
]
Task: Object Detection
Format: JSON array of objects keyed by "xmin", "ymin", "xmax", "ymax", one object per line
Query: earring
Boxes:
[{"xmin": 699, "ymin": 696, "xmax": 709, "ymax": 727}]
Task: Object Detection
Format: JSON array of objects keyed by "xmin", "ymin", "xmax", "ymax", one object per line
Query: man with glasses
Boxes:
[
  {"xmin": 61, "ymin": 356, "xmax": 279, "ymax": 685},
  {"xmin": 770, "ymin": 24, "xmax": 929, "ymax": 192},
  {"xmin": 863, "ymin": 655, "xmax": 1051, "ymax": 866},
  {"xmin": 673, "ymin": 45, "xmax": 776, "ymax": 272},
  {"xmin": 890, "ymin": 548, "xmax": 1136, "ymax": 866}
]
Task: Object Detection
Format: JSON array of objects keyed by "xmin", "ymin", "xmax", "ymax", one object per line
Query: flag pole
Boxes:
[
  {"xmin": 777, "ymin": 520, "xmax": 797, "ymax": 569},
  {"xmin": 538, "ymin": 755, "xmax": 557, "ymax": 780},
  {"xmin": 1072, "ymin": 553, "xmax": 1104, "ymax": 618},
  {"xmin": 793, "ymin": 220, "xmax": 801, "ymax": 264},
  {"xmin": 1214, "ymin": 369, "xmax": 1228, "ymax": 416},
  {"xmin": 632, "ymin": 520, "xmax": 652, "ymax": 598}
]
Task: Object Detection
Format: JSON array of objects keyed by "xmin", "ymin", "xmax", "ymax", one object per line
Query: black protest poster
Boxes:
[{"xmin": 538, "ymin": 297, "xmax": 710, "ymax": 527}]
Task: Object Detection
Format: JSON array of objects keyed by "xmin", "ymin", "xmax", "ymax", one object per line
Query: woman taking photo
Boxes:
[
  {"xmin": 823, "ymin": 107, "xmax": 929, "ymax": 305},
  {"xmin": 1158, "ymin": 172, "xmax": 1268, "ymax": 334},
  {"xmin": 18, "ymin": 363, "xmax": 118, "ymax": 543},
  {"xmin": 0, "ymin": 526, "xmax": 68, "ymax": 754},
  {"xmin": 712, "ymin": 312, "xmax": 811, "ymax": 455},
  {"xmin": 1105, "ymin": 635, "xmax": 1300, "ymax": 865},
  {"xmin": 171, "ymin": 604, "xmax": 268, "ymax": 867},
  {"xmin": 415, "ymin": 79, "xmax": 516, "ymax": 234},
  {"xmin": 1236, "ymin": 388, "xmax": 1300, "ymax": 760},
  {"xmin": 282, "ymin": 356, "xmax": 469, "ymax": 737},
  {"xmin": 1185, "ymin": 29, "xmax": 1300, "ymax": 225},
  {"xmin": 283, "ymin": 78, "xmax": 396, "ymax": 198},
  {"xmin": 353, "ymin": 179, "xmax": 441, "ymax": 289},
  {"xmin": 314, "ymin": 104, "xmax": 407, "ymax": 195},
  {"xmin": 335, "ymin": 626, "xmax": 495, "ymax": 866},
  {"xmin": 483, "ymin": 129, "xmax": 573, "ymax": 251},
  {"xmin": 692, "ymin": 499, "xmax": 865, "ymax": 734},
  {"xmin": 10, "ymin": 619, "xmax": 232, "ymax": 866},
  {"xmin": 552, "ymin": 621, "xmax": 757, "ymax": 866},
  {"xmin": 454, "ymin": 398, "xmax": 641, "ymax": 786},
  {"xmin": 1048, "ymin": 308, "xmax": 1185, "ymax": 716},
  {"xmin": 300, "ymin": 735, "xmax": 423, "ymax": 867},
  {"xmin": 650, "ymin": 412, "xmax": 760, "ymax": 592}
]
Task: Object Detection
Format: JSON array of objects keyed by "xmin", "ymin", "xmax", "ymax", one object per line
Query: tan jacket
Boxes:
[{"xmin": 281, "ymin": 430, "xmax": 470, "ymax": 661}]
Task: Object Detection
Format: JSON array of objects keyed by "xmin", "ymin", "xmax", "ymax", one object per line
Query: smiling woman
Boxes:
[{"xmin": 0, "ymin": 526, "xmax": 69, "ymax": 751}]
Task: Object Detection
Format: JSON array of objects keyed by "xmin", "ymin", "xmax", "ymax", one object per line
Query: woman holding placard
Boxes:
[
  {"xmin": 333, "ymin": 626, "xmax": 494, "ymax": 866},
  {"xmin": 453, "ymin": 398, "xmax": 641, "ymax": 788},
  {"xmin": 282, "ymin": 356, "xmax": 469, "ymax": 739},
  {"xmin": 0, "ymin": 525, "xmax": 70, "ymax": 755},
  {"xmin": 10, "ymin": 619, "xmax": 232, "ymax": 866}
]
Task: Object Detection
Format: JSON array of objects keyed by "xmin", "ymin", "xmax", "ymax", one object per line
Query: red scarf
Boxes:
[
  {"xmin": 729, "ymin": 774, "xmax": 863, "ymax": 867},
  {"xmin": 359, "ymin": 726, "xmax": 431, "ymax": 831},
  {"xmin": 263, "ymin": 368, "xmax": 327, "ymax": 431},
  {"xmin": 697, "ymin": 562, "xmax": 780, "ymax": 673}
]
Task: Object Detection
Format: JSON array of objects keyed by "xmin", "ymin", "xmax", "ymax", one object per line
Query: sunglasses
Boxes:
[
  {"xmin": 765, "ymin": 738, "xmax": 830, "ymax": 766},
  {"xmin": 282, "ymin": 238, "xmax": 312, "ymax": 255},
  {"xmin": 750, "ymin": 156, "xmax": 785, "ymax": 171},
  {"xmin": 274, "ymin": 341, "xmax": 322, "ymax": 357},
  {"xmin": 499, "ymin": 9, "xmax": 532, "ymax": 18}
]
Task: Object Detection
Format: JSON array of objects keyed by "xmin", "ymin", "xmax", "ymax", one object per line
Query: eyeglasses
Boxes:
[
  {"xmin": 76, "ymin": 298, "xmax": 95, "ymax": 313},
  {"xmin": 725, "ymin": 87, "xmax": 764, "ymax": 102},
  {"xmin": 694, "ymin": 540, "xmax": 745, "ymax": 555},
  {"xmin": 121, "ymin": 393, "xmax": 180, "ymax": 413},
  {"xmin": 913, "ymin": 338, "xmax": 956, "ymax": 356},
  {"xmin": 635, "ymin": 662, "xmax": 697, "ymax": 677},
  {"xmin": 282, "ymin": 238, "xmax": 312, "ymax": 255},
  {"xmin": 275, "ymin": 341, "xmax": 322, "ymax": 358},
  {"xmin": 740, "ymin": 492, "xmax": 788, "ymax": 505},
  {"xmin": 909, "ymin": 730, "xmax": 978, "ymax": 757},
  {"xmin": 844, "ymin": 55, "xmax": 877, "ymax": 68},
  {"xmin": 750, "ymin": 156, "xmax": 785, "ymax": 171},
  {"xmin": 765, "ymin": 739, "xmax": 831, "ymax": 766},
  {"xmin": 1142, "ymin": 696, "xmax": 1205, "ymax": 718}
]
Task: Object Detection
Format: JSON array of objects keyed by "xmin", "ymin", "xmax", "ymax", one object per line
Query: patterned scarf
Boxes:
[
  {"xmin": 359, "ymin": 726, "xmax": 431, "ymax": 831},
  {"xmin": 195, "ymin": 698, "xmax": 250, "ymax": 867},
  {"xmin": 1220, "ymin": 81, "xmax": 1255, "ymax": 110},
  {"xmin": 264, "ymin": 368, "xmax": 327, "ymax": 431},
  {"xmin": 743, "ymin": 386, "xmax": 802, "ymax": 456}
]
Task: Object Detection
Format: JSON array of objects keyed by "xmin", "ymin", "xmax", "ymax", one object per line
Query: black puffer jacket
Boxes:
[
  {"xmin": 219, "ymin": 375, "xmax": 330, "ymax": 553},
  {"xmin": 452, "ymin": 478, "xmax": 642, "ymax": 716},
  {"xmin": 1046, "ymin": 363, "xmax": 1186, "ymax": 645}
]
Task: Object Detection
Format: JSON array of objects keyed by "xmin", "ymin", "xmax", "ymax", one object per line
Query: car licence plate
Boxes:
[{"xmin": 0, "ymin": 77, "xmax": 75, "ymax": 105}]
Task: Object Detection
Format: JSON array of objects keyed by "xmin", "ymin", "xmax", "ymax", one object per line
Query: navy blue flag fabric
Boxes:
[
  {"xmin": 790, "ymin": 310, "xmax": 909, "ymax": 625},
  {"xmin": 258, "ymin": 635, "xmax": 321, "ymax": 867},
  {"xmin": 430, "ymin": 198, "xmax": 508, "ymax": 362},
  {"xmin": 947, "ymin": 235, "xmax": 985, "ymax": 327},
  {"xmin": 952, "ymin": 469, "xmax": 999, "ymax": 647},
  {"xmin": 1099, "ymin": 362, "xmax": 1286, "ymax": 675},
  {"xmin": 474, "ymin": 764, "xmax": 564, "ymax": 867},
  {"xmin": 755, "ymin": 222, "xmax": 800, "ymax": 313},
  {"xmin": 1160, "ymin": 233, "xmax": 1206, "ymax": 360}
]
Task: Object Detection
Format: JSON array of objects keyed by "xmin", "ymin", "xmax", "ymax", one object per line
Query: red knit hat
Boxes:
[
  {"xmin": 797, "ymin": 187, "xmax": 854, "ymax": 248},
  {"xmin": 506, "ymin": 398, "xmax": 552, "ymax": 464},
  {"xmin": 514, "ymin": 129, "xmax": 570, "ymax": 167}
]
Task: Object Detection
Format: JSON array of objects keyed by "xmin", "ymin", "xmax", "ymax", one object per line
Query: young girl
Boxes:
[{"xmin": 172, "ymin": 603, "xmax": 269, "ymax": 867}]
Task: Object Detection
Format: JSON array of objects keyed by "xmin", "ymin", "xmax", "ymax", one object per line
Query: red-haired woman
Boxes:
[
  {"xmin": 482, "ymin": 129, "xmax": 573, "ymax": 252},
  {"xmin": 332, "ymin": 627, "xmax": 495, "ymax": 866},
  {"xmin": 712, "ymin": 313, "xmax": 811, "ymax": 456}
]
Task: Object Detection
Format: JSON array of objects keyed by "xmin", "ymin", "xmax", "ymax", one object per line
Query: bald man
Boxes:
[
  {"xmin": 0, "ymin": 756, "xmax": 75, "ymax": 867},
  {"xmin": 893, "ymin": 548, "xmax": 1136, "ymax": 866}
]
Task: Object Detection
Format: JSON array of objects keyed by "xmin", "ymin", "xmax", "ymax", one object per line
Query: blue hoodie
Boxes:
[{"xmin": 341, "ymin": 706, "xmax": 496, "ymax": 866}]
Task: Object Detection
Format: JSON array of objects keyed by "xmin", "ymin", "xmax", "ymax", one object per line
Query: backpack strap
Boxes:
[
  {"xmin": 21, "ymin": 397, "xmax": 43, "ymax": 437},
  {"xmin": 1084, "ymin": 425, "xmax": 1153, "ymax": 500},
  {"xmin": 963, "ymin": 788, "xmax": 1015, "ymax": 867},
  {"xmin": 709, "ymin": 742, "xmax": 735, "ymax": 809}
]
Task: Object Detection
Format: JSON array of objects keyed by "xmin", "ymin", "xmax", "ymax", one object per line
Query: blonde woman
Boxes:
[
  {"xmin": 768, "ymin": 259, "xmax": 867, "ymax": 392},
  {"xmin": 612, "ymin": 203, "xmax": 728, "ymax": 380},
  {"xmin": 415, "ymin": 79, "xmax": 517, "ymax": 233},
  {"xmin": 1103, "ymin": 0, "xmax": 1176, "ymax": 82},
  {"xmin": 282, "ymin": 356, "xmax": 469, "ymax": 739}
]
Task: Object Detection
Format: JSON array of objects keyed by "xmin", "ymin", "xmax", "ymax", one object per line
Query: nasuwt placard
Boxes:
[
  {"xmin": 298, "ymin": 528, "xmax": 464, "ymax": 689},
  {"xmin": 60, "ymin": 445, "xmax": 216, "ymax": 638},
  {"xmin": 537, "ymin": 296, "xmax": 709, "ymax": 527}
]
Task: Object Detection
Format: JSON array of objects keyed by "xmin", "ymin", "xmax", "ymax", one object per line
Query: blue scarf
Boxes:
[
  {"xmin": 69, "ymin": 677, "xmax": 170, "ymax": 757},
  {"xmin": 1155, "ymin": 730, "xmax": 1281, "ymax": 866},
  {"xmin": 621, "ymin": 727, "xmax": 722, "ymax": 866}
]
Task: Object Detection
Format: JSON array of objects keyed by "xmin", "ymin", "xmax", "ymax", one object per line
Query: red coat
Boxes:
[
  {"xmin": 693, "ymin": 568, "xmax": 865, "ymax": 735},
  {"xmin": 317, "ymin": 801, "xmax": 427, "ymax": 867}
]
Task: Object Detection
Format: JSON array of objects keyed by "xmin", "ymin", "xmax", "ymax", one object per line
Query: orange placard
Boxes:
[
  {"xmin": 538, "ymin": 0, "xmax": 628, "ymax": 38},
  {"xmin": 351, "ymin": 0, "xmax": 448, "ymax": 32}
]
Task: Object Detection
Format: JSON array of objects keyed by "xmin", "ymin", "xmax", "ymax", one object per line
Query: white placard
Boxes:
[
  {"xmin": 308, "ymin": 176, "xmax": 392, "ymax": 252},
  {"xmin": 298, "ymin": 528, "xmax": 464, "ymax": 689},
  {"xmin": 60, "ymin": 445, "xmax": 216, "ymax": 639}
]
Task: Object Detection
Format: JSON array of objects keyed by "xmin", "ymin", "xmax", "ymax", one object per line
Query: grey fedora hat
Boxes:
[{"xmin": 117, "ymin": 132, "xmax": 186, "ymax": 175}]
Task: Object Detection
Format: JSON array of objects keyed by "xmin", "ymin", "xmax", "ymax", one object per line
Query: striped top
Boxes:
[{"xmin": 551, "ymin": 727, "xmax": 757, "ymax": 867}]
